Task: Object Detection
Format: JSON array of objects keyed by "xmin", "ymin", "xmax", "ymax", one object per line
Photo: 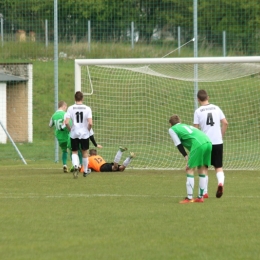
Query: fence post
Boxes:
[
  {"xmin": 88, "ymin": 20, "xmax": 91, "ymax": 52},
  {"xmin": 223, "ymin": 30, "xmax": 226, "ymax": 57},
  {"xmin": 54, "ymin": 0, "xmax": 59, "ymax": 162},
  {"xmin": 45, "ymin": 19, "xmax": 48, "ymax": 47},
  {"xmin": 131, "ymin": 21, "xmax": 134, "ymax": 49},
  {"xmin": 178, "ymin": 26, "xmax": 181, "ymax": 55},
  {"xmin": 0, "ymin": 14, "xmax": 3, "ymax": 47}
]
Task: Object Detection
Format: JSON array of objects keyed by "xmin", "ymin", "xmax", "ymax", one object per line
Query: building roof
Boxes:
[{"xmin": 0, "ymin": 72, "xmax": 27, "ymax": 82}]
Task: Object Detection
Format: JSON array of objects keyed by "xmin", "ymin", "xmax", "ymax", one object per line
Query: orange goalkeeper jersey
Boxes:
[{"xmin": 88, "ymin": 155, "xmax": 106, "ymax": 172}]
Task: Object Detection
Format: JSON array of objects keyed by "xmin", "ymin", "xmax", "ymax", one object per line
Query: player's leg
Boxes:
[
  {"xmin": 202, "ymin": 170, "xmax": 209, "ymax": 198},
  {"xmin": 119, "ymin": 152, "xmax": 136, "ymax": 171},
  {"xmin": 193, "ymin": 143, "xmax": 211, "ymax": 203},
  {"xmin": 212, "ymin": 144, "xmax": 225, "ymax": 198},
  {"xmin": 67, "ymin": 136, "xmax": 74, "ymax": 172},
  {"xmin": 71, "ymin": 138, "xmax": 80, "ymax": 178},
  {"xmin": 179, "ymin": 148, "xmax": 201, "ymax": 203},
  {"xmin": 179, "ymin": 166, "xmax": 195, "ymax": 204},
  {"xmin": 112, "ymin": 146, "xmax": 127, "ymax": 170},
  {"xmin": 78, "ymin": 148, "xmax": 83, "ymax": 170},
  {"xmin": 59, "ymin": 140, "xmax": 68, "ymax": 173},
  {"xmin": 195, "ymin": 166, "xmax": 207, "ymax": 202},
  {"xmin": 199, "ymin": 169, "xmax": 208, "ymax": 198},
  {"xmin": 80, "ymin": 138, "xmax": 91, "ymax": 177}
]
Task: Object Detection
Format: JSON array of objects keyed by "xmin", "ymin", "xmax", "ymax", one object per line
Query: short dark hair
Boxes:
[
  {"xmin": 169, "ymin": 115, "xmax": 180, "ymax": 126},
  {"xmin": 197, "ymin": 89, "xmax": 208, "ymax": 102},
  {"xmin": 75, "ymin": 91, "xmax": 83, "ymax": 102},
  {"xmin": 89, "ymin": 149, "xmax": 97, "ymax": 156}
]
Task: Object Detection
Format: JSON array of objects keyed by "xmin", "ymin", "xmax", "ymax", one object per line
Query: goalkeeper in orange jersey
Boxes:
[{"xmin": 88, "ymin": 147, "xmax": 135, "ymax": 172}]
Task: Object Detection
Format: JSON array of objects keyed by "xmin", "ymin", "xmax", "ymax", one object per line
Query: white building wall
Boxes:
[{"xmin": 0, "ymin": 83, "xmax": 7, "ymax": 143}]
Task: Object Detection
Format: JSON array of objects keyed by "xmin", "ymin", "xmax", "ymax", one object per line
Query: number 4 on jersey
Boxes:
[{"xmin": 206, "ymin": 113, "xmax": 215, "ymax": 126}]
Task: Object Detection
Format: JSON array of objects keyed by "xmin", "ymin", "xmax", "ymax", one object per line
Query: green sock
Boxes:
[{"xmin": 62, "ymin": 151, "xmax": 68, "ymax": 165}]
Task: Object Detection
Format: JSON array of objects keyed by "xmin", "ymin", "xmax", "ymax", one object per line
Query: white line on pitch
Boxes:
[{"xmin": 0, "ymin": 193, "xmax": 258, "ymax": 199}]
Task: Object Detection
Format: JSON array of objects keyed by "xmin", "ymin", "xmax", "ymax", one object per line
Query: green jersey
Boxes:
[
  {"xmin": 49, "ymin": 110, "xmax": 69, "ymax": 142},
  {"xmin": 170, "ymin": 123, "xmax": 211, "ymax": 151}
]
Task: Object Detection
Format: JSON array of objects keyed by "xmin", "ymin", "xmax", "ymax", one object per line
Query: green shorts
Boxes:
[
  {"xmin": 67, "ymin": 136, "xmax": 71, "ymax": 150},
  {"xmin": 188, "ymin": 142, "xmax": 212, "ymax": 168},
  {"xmin": 58, "ymin": 140, "xmax": 68, "ymax": 153}
]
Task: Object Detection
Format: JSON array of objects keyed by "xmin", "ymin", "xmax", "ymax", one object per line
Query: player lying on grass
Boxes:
[{"xmin": 88, "ymin": 147, "xmax": 135, "ymax": 172}]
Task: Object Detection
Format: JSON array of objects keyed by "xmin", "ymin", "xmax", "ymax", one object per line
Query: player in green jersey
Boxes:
[
  {"xmin": 49, "ymin": 101, "xmax": 69, "ymax": 173},
  {"xmin": 168, "ymin": 114, "xmax": 212, "ymax": 204}
]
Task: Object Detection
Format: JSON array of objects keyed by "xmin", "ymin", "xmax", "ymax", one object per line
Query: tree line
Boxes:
[{"xmin": 0, "ymin": 0, "xmax": 259, "ymax": 53}]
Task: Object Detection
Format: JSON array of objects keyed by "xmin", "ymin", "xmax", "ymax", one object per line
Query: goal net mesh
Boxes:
[{"xmin": 79, "ymin": 61, "xmax": 260, "ymax": 170}]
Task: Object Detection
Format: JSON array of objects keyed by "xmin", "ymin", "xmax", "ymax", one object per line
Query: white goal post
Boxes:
[{"xmin": 75, "ymin": 56, "xmax": 260, "ymax": 170}]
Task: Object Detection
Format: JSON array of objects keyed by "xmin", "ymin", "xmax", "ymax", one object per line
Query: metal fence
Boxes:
[{"xmin": 0, "ymin": 0, "xmax": 259, "ymax": 54}]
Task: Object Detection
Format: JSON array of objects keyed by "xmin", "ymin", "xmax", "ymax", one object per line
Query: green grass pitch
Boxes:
[{"xmin": 1, "ymin": 164, "xmax": 260, "ymax": 260}]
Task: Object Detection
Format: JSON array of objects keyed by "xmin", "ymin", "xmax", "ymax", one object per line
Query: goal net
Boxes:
[{"xmin": 75, "ymin": 57, "xmax": 260, "ymax": 170}]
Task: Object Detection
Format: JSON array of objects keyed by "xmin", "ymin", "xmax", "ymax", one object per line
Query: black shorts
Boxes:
[
  {"xmin": 100, "ymin": 163, "xmax": 121, "ymax": 172},
  {"xmin": 71, "ymin": 138, "xmax": 89, "ymax": 151},
  {"xmin": 211, "ymin": 144, "xmax": 223, "ymax": 168}
]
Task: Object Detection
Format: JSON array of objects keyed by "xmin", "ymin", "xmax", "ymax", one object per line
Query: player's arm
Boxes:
[
  {"xmin": 49, "ymin": 118, "xmax": 54, "ymax": 128},
  {"xmin": 177, "ymin": 144, "xmax": 188, "ymax": 158},
  {"xmin": 87, "ymin": 118, "xmax": 93, "ymax": 131},
  {"xmin": 59, "ymin": 113, "xmax": 67, "ymax": 131},
  {"xmin": 65, "ymin": 117, "xmax": 71, "ymax": 132},
  {"xmin": 193, "ymin": 111, "xmax": 200, "ymax": 129},
  {"xmin": 89, "ymin": 135, "xmax": 102, "ymax": 148},
  {"xmin": 168, "ymin": 128, "xmax": 188, "ymax": 158},
  {"xmin": 221, "ymin": 118, "xmax": 228, "ymax": 137}
]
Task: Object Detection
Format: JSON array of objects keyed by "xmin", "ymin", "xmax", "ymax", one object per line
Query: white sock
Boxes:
[
  {"xmin": 123, "ymin": 157, "xmax": 131, "ymax": 167},
  {"xmin": 72, "ymin": 154, "xmax": 79, "ymax": 168},
  {"xmin": 186, "ymin": 175, "xmax": 194, "ymax": 199},
  {"xmin": 199, "ymin": 175, "xmax": 208, "ymax": 195},
  {"xmin": 114, "ymin": 150, "xmax": 122, "ymax": 164},
  {"xmin": 83, "ymin": 157, "xmax": 89, "ymax": 173},
  {"xmin": 199, "ymin": 174, "xmax": 206, "ymax": 197},
  {"xmin": 216, "ymin": 171, "xmax": 225, "ymax": 185},
  {"xmin": 204, "ymin": 175, "xmax": 208, "ymax": 194}
]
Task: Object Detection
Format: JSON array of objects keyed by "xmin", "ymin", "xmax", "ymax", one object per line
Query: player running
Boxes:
[{"xmin": 49, "ymin": 101, "xmax": 69, "ymax": 173}]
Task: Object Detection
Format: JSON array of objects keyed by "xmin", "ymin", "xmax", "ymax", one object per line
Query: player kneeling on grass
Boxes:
[
  {"xmin": 168, "ymin": 114, "xmax": 212, "ymax": 204},
  {"xmin": 88, "ymin": 147, "xmax": 135, "ymax": 172}
]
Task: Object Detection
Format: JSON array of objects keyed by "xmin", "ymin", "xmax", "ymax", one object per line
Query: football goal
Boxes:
[{"xmin": 75, "ymin": 57, "xmax": 260, "ymax": 170}]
